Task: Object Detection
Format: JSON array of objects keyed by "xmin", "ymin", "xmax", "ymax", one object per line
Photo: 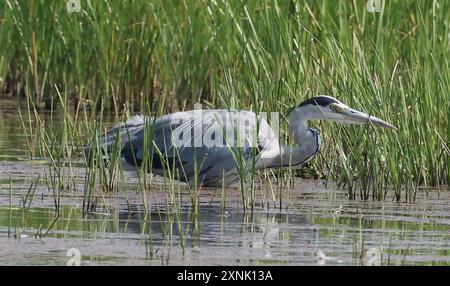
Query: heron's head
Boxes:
[{"xmin": 290, "ymin": 95, "xmax": 395, "ymax": 129}]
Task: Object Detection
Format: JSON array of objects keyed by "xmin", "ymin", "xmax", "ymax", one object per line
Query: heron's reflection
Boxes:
[{"xmin": 107, "ymin": 203, "xmax": 314, "ymax": 256}]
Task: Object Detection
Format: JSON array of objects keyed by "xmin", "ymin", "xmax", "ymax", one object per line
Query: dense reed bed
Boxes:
[{"xmin": 0, "ymin": 0, "xmax": 448, "ymax": 201}]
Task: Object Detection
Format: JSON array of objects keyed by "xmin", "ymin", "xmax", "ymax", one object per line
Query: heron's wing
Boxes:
[
  {"xmin": 120, "ymin": 110, "xmax": 241, "ymax": 179},
  {"xmin": 163, "ymin": 110, "xmax": 280, "ymax": 186},
  {"xmin": 84, "ymin": 115, "xmax": 150, "ymax": 162},
  {"xmin": 89, "ymin": 110, "xmax": 281, "ymax": 186},
  {"xmin": 120, "ymin": 112, "xmax": 185, "ymax": 169}
]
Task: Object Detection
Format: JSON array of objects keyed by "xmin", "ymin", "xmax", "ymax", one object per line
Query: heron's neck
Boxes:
[{"xmin": 279, "ymin": 116, "xmax": 321, "ymax": 167}]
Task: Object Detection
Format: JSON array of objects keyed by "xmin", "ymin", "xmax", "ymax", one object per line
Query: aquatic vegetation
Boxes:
[
  {"xmin": 0, "ymin": 0, "xmax": 448, "ymax": 202},
  {"xmin": 1, "ymin": 0, "xmax": 450, "ymax": 267}
]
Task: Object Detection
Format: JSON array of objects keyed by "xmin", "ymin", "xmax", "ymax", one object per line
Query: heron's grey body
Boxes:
[{"xmin": 85, "ymin": 96, "xmax": 394, "ymax": 187}]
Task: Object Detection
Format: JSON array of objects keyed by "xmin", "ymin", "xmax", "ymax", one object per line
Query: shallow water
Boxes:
[{"xmin": 1, "ymin": 100, "xmax": 450, "ymax": 266}]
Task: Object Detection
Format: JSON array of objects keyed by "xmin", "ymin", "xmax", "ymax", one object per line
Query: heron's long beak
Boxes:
[{"xmin": 333, "ymin": 104, "xmax": 396, "ymax": 129}]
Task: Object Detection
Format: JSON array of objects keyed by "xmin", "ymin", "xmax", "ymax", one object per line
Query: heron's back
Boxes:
[{"xmin": 86, "ymin": 110, "xmax": 279, "ymax": 187}]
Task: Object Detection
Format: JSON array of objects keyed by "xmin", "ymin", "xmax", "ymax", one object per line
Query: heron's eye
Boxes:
[{"xmin": 330, "ymin": 104, "xmax": 338, "ymax": 111}]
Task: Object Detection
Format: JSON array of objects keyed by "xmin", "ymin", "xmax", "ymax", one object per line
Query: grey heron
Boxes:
[{"xmin": 85, "ymin": 96, "xmax": 395, "ymax": 187}]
